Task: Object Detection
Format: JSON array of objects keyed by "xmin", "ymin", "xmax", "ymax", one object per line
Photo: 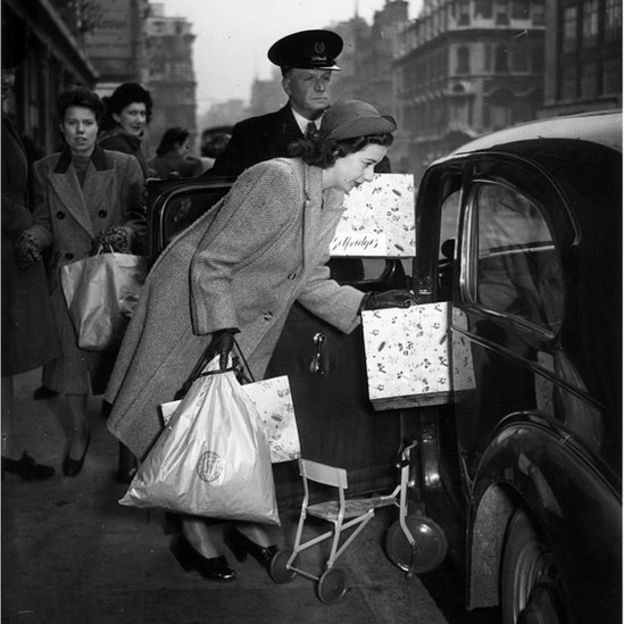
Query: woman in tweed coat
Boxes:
[
  {"xmin": 105, "ymin": 100, "xmax": 414, "ymax": 582},
  {"xmin": 15, "ymin": 88, "xmax": 146, "ymax": 478}
]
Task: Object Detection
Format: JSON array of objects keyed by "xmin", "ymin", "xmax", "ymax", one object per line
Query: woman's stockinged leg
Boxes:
[
  {"xmin": 233, "ymin": 522, "xmax": 271, "ymax": 548},
  {"xmin": 181, "ymin": 517, "xmax": 220, "ymax": 558},
  {"xmin": 65, "ymin": 393, "xmax": 90, "ymax": 458}
]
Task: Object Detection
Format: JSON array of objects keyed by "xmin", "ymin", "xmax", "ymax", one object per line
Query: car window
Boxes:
[{"xmin": 471, "ymin": 183, "xmax": 564, "ymax": 332}]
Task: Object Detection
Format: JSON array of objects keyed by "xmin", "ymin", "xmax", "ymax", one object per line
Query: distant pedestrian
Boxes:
[
  {"xmin": 149, "ymin": 126, "xmax": 203, "ymax": 179},
  {"xmin": 199, "ymin": 127, "xmax": 232, "ymax": 172},
  {"xmin": 1, "ymin": 19, "xmax": 60, "ymax": 480}
]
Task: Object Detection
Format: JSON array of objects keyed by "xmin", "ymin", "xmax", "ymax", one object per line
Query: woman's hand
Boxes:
[
  {"xmin": 91, "ymin": 226, "xmax": 131, "ymax": 254},
  {"xmin": 208, "ymin": 328, "xmax": 239, "ymax": 370},
  {"xmin": 14, "ymin": 230, "xmax": 43, "ymax": 270}
]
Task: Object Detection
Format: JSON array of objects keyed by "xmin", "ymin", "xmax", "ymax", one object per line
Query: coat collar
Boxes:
[{"xmin": 53, "ymin": 146, "xmax": 111, "ymax": 173}]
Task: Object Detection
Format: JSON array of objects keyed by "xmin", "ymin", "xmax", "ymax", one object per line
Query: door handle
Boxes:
[{"xmin": 309, "ymin": 332, "xmax": 326, "ymax": 375}]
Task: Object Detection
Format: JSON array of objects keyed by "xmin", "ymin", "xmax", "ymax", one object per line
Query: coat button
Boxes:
[
  {"xmin": 56, "ymin": 211, "xmax": 65, "ymax": 219},
  {"xmin": 263, "ymin": 311, "xmax": 273, "ymax": 321},
  {"xmin": 65, "ymin": 252, "xmax": 74, "ymax": 260},
  {"xmin": 288, "ymin": 272, "xmax": 297, "ymax": 280},
  {"xmin": 98, "ymin": 209, "xmax": 107, "ymax": 218}
]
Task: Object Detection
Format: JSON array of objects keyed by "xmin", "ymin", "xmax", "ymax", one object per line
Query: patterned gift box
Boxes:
[
  {"xmin": 330, "ymin": 173, "xmax": 415, "ymax": 258},
  {"xmin": 361, "ymin": 303, "xmax": 476, "ymax": 410}
]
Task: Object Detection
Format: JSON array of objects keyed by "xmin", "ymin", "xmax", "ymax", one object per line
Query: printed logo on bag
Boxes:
[{"xmin": 196, "ymin": 451, "xmax": 223, "ymax": 482}]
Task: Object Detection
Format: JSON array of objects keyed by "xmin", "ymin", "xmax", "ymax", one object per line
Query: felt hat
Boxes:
[
  {"xmin": 321, "ymin": 99, "xmax": 397, "ymax": 140},
  {"xmin": 268, "ymin": 30, "xmax": 343, "ymax": 71}
]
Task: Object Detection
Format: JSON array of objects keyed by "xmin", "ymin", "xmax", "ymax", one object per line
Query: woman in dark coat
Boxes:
[
  {"xmin": 16, "ymin": 88, "xmax": 146, "ymax": 477},
  {"xmin": 1, "ymin": 55, "xmax": 60, "ymax": 479},
  {"xmin": 105, "ymin": 100, "xmax": 415, "ymax": 582},
  {"xmin": 98, "ymin": 82, "xmax": 153, "ymax": 179}
]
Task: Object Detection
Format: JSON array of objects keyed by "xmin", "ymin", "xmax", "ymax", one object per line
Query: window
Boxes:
[
  {"xmin": 602, "ymin": 57, "xmax": 622, "ymax": 95},
  {"xmin": 457, "ymin": 46, "xmax": 470, "ymax": 74},
  {"xmin": 511, "ymin": 0, "xmax": 529, "ymax": 19},
  {"xmin": 562, "ymin": 5, "xmax": 577, "ymax": 54},
  {"xmin": 495, "ymin": 45, "xmax": 509, "ymax": 72},
  {"xmin": 532, "ymin": 2, "xmax": 545, "ymax": 25},
  {"xmin": 511, "ymin": 41, "xmax": 529, "ymax": 71},
  {"xmin": 471, "ymin": 184, "xmax": 563, "ymax": 331},
  {"xmin": 605, "ymin": 0, "xmax": 621, "ymax": 41},
  {"xmin": 582, "ymin": 0, "xmax": 599, "ymax": 47},
  {"xmin": 561, "ymin": 65, "xmax": 577, "ymax": 100},
  {"xmin": 458, "ymin": 0, "xmax": 471, "ymax": 25},
  {"xmin": 495, "ymin": 0, "xmax": 510, "ymax": 24},
  {"xmin": 475, "ymin": 0, "xmax": 493, "ymax": 19},
  {"xmin": 580, "ymin": 61, "xmax": 598, "ymax": 99}
]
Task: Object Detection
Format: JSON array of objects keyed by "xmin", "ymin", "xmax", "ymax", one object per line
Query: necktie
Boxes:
[{"xmin": 305, "ymin": 122, "xmax": 317, "ymax": 138}]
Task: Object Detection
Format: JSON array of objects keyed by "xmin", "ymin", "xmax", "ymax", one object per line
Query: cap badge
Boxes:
[{"xmin": 314, "ymin": 41, "xmax": 326, "ymax": 54}]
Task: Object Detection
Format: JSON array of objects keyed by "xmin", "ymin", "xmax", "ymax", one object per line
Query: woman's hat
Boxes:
[{"xmin": 321, "ymin": 99, "xmax": 397, "ymax": 140}]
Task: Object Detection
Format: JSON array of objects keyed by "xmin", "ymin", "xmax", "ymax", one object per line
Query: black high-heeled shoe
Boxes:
[
  {"xmin": 2, "ymin": 451, "xmax": 55, "ymax": 480},
  {"xmin": 226, "ymin": 525, "xmax": 278, "ymax": 570},
  {"xmin": 63, "ymin": 433, "xmax": 90, "ymax": 477},
  {"xmin": 170, "ymin": 533, "xmax": 237, "ymax": 582}
]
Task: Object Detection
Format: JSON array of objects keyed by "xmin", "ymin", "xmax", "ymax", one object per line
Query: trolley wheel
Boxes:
[
  {"xmin": 269, "ymin": 549, "xmax": 298, "ymax": 584},
  {"xmin": 317, "ymin": 567, "xmax": 348, "ymax": 604},
  {"xmin": 385, "ymin": 514, "xmax": 448, "ymax": 574}
]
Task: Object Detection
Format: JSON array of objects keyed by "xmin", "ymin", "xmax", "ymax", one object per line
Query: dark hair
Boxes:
[
  {"xmin": 156, "ymin": 126, "xmax": 190, "ymax": 156},
  {"xmin": 288, "ymin": 132, "xmax": 394, "ymax": 168},
  {"xmin": 101, "ymin": 82, "xmax": 153, "ymax": 131},
  {"xmin": 57, "ymin": 88, "xmax": 104, "ymax": 124},
  {"xmin": 201, "ymin": 132, "xmax": 232, "ymax": 158}
]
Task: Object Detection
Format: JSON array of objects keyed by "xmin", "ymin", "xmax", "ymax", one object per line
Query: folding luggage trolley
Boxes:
[{"xmin": 268, "ymin": 441, "xmax": 448, "ymax": 604}]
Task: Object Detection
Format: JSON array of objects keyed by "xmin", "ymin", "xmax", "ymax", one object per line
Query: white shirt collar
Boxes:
[{"xmin": 290, "ymin": 107, "xmax": 322, "ymax": 135}]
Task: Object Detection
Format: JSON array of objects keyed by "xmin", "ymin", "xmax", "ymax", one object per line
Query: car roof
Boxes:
[{"xmin": 452, "ymin": 110, "xmax": 622, "ymax": 155}]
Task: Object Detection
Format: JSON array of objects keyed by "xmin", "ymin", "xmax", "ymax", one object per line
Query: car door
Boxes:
[{"xmin": 146, "ymin": 175, "xmax": 411, "ymax": 505}]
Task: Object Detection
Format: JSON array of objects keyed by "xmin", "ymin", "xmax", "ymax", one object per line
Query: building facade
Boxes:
[
  {"xmin": 541, "ymin": 0, "xmax": 621, "ymax": 115},
  {"xmin": 394, "ymin": 0, "xmax": 546, "ymax": 180},
  {"xmin": 2, "ymin": 0, "xmax": 98, "ymax": 155},
  {"xmin": 143, "ymin": 3, "xmax": 197, "ymax": 158}
]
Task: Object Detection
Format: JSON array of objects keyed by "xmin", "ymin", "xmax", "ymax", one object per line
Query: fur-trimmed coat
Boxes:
[{"xmin": 105, "ymin": 157, "xmax": 365, "ymax": 459}]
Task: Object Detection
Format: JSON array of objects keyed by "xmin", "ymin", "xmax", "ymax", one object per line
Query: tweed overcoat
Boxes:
[
  {"xmin": 105, "ymin": 158, "xmax": 365, "ymax": 460},
  {"xmin": 1, "ymin": 115, "xmax": 61, "ymax": 375},
  {"xmin": 29, "ymin": 147, "xmax": 146, "ymax": 394}
]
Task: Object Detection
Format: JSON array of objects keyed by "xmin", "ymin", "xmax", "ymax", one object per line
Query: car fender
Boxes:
[{"xmin": 466, "ymin": 413, "xmax": 621, "ymax": 621}]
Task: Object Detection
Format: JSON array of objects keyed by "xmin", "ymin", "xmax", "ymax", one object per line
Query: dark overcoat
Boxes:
[
  {"xmin": 105, "ymin": 158, "xmax": 365, "ymax": 459},
  {"xmin": 1, "ymin": 115, "xmax": 60, "ymax": 375},
  {"xmin": 29, "ymin": 148, "xmax": 146, "ymax": 394},
  {"xmin": 208, "ymin": 105, "xmax": 301, "ymax": 177}
]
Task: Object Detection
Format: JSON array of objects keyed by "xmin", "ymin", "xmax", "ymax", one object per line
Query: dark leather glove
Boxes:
[
  {"xmin": 359, "ymin": 289, "xmax": 418, "ymax": 312},
  {"xmin": 208, "ymin": 328, "xmax": 239, "ymax": 370},
  {"xmin": 14, "ymin": 231, "xmax": 43, "ymax": 271},
  {"xmin": 91, "ymin": 226, "xmax": 131, "ymax": 254}
]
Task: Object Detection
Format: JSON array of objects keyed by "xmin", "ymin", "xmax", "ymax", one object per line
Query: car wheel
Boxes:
[{"xmin": 501, "ymin": 509, "xmax": 567, "ymax": 624}]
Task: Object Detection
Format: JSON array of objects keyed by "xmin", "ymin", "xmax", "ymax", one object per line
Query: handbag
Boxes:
[
  {"xmin": 119, "ymin": 356, "xmax": 280, "ymax": 525},
  {"xmin": 60, "ymin": 249, "xmax": 147, "ymax": 351}
]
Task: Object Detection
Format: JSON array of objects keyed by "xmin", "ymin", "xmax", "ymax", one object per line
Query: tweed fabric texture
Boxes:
[{"xmin": 105, "ymin": 158, "xmax": 364, "ymax": 459}]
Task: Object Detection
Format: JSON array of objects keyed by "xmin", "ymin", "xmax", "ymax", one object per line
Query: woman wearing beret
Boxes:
[
  {"xmin": 105, "ymin": 99, "xmax": 415, "ymax": 582},
  {"xmin": 15, "ymin": 88, "xmax": 146, "ymax": 477}
]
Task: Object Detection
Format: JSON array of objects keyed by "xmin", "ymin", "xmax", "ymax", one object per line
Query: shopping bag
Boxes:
[
  {"xmin": 60, "ymin": 250, "xmax": 147, "ymax": 351},
  {"xmin": 160, "ymin": 375, "xmax": 300, "ymax": 463},
  {"xmin": 119, "ymin": 357, "xmax": 280, "ymax": 525}
]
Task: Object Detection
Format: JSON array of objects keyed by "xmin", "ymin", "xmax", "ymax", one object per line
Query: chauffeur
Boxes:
[{"xmin": 209, "ymin": 29, "xmax": 344, "ymax": 176}]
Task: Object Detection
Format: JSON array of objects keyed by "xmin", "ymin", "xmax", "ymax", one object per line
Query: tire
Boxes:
[
  {"xmin": 501, "ymin": 509, "xmax": 567, "ymax": 624},
  {"xmin": 268, "ymin": 549, "xmax": 298, "ymax": 584},
  {"xmin": 317, "ymin": 567, "xmax": 348, "ymax": 604}
]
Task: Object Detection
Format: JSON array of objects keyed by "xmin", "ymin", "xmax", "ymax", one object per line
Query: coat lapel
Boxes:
[{"xmin": 48, "ymin": 167, "xmax": 95, "ymax": 237}]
